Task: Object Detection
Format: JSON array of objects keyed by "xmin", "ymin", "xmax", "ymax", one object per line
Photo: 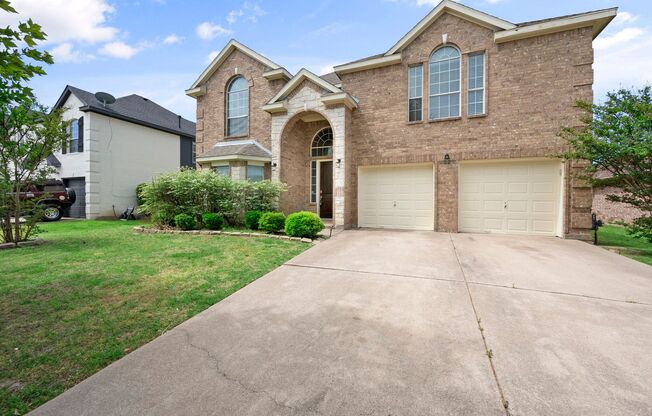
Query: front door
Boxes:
[{"xmin": 319, "ymin": 161, "xmax": 333, "ymax": 219}]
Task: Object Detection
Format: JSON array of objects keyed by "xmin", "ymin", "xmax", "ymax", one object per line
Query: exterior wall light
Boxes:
[
  {"xmin": 272, "ymin": 162, "xmax": 277, "ymax": 169},
  {"xmin": 443, "ymin": 154, "xmax": 451, "ymax": 164},
  {"xmin": 336, "ymin": 158, "xmax": 342, "ymax": 168}
]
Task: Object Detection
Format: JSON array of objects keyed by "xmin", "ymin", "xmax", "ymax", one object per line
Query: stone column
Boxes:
[{"xmin": 330, "ymin": 106, "xmax": 346, "ymax": 227}]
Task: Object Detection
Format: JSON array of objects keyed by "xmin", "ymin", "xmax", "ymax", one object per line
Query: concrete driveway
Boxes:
[{"xmin": 31, "ymin": 231, "xmax": 652, "ymax": 416}]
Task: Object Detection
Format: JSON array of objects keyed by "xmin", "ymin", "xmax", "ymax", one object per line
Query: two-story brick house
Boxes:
[{"xmin": 186, "ymin": 0, "xmax": 616, "ymax": 239}]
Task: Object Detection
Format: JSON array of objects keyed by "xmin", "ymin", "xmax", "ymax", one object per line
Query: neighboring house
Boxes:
[
  {"xmin": 50, "ymin": 85, "xmax": 196, "ymax": 219},
  {"xmin": 186, "ymin": 0, "xmax": 616, "ymax": 240},
  {"xmin": 593, "ymin": 170, "xmax": 644, "ymax": 224}
]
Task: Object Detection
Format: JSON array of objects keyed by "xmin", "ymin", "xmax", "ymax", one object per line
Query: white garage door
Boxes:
[
  {"xmin": 358, "ymin": 164, "xmax": 434, "ymax": 230},
  {"xmin": 459, "ymin": 161, "xmax": 562, "ymax": 236}
]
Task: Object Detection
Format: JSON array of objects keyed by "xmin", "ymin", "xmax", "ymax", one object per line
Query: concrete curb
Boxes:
[
  {"xmin": 132, "ymin": 226, "xmax": 318, "ymax": 244},
  {"xmin": 0, "ymin": 239, "xmax": 45, "ymax": 250}
]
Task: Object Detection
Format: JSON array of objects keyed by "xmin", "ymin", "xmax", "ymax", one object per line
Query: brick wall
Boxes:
[
  {"xmin": 340, "ymin": 12, "xmax": 594, "ymax": 237},
  {"xmin": 195, "ymin": 50, "xmax": 285, "ymax": 156},
  {"xmin": 593, "ymin": 187, "xmax": 644, "ymax": 224}
]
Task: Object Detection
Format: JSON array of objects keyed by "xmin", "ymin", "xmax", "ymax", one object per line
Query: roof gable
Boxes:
[
  {"xmin": 385, "ymin": 0, "xmax": 515, "ymax": 56},
  {"xmin": 53, "ymin": 85, "xmax": 195, "ymax": 138},
  {"xmin": 266, "ymin": 68, "xmax": 341, "ymax": 105},
  {"xmin": 187, "ymin": 39, "xmax": 282, "ymax": 92}
]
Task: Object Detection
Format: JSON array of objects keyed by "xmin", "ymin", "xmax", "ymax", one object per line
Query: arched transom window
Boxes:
[
  {"xmin": 429, "ymin": 46, "xmax": 461, "ymax": 120},
  {"xmin": 226, "ymin": 76, "xmax": 249, "ymax": 136},
  {"xmin": 311, "ymin": 127, "xmax": 333, "ymax": 157}
]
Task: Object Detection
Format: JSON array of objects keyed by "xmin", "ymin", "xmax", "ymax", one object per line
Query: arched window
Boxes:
[
  {"xmin": 311, "ymin": 127, "xmax": 333, "ymax": 157},
  {"xmin": 226, "ymin": 76, "xmax": 248, "ymax": 136},
  {"xmin": 429, "ymin": 46, "xmax": 461, "ymax": 120}
]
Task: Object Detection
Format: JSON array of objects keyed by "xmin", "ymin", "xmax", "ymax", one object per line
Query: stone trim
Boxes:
[
  {"xmin": 0, "ymin": 239, "xmax": 44, "ymax": 250},
  {"xmin": 133, "ymin": 226, "xmax": 319, "ymax": 244}
]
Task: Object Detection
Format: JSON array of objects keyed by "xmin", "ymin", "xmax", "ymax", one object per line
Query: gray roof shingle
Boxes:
[
  {"xmin": 55, "ymin": 85, "xmax": 195, "ymax": 138},
  {"xmin": 198, "ymin": 140, "xmax": 272, "ymax": 160},
  {"xmin": 319, "ymin": 72, "xmax": 341, "ymax": 85}
]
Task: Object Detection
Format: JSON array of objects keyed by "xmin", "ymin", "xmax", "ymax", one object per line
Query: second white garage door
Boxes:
[
  {"xmin": 459, "ymin": 161, "xmax": 562, "ymax": 236},
  {"xmin": 358, "ymin": 164, "xmax": 434, "ymax": 230}
]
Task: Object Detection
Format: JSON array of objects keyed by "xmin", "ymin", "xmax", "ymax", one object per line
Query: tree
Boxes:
[
  {"xmin": 0, "ymin": 0, "xmax": 68, "ymax": 244},
  {"xmin": 560, "ymin": 87, "xmax": 652, "ymax": 241}
]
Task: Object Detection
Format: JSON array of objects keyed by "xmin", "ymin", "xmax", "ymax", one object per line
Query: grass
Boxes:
[
  {"xmin": 598, "ymin": 224, "xmax": 652, "ymax": 266},
  {"xmin": 0, "ymin": 220, "xmax": 309, "ymax": 415}
]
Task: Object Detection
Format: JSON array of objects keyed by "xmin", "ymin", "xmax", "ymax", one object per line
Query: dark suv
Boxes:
[{"xmin": 16, "ymin": 179, "xmax": 77, "ymax": 221}]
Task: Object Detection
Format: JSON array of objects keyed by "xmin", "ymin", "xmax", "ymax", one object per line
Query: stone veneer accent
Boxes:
[{"xmin": 271, "ymin": 80, "xmax": 348, "ymax": 227}]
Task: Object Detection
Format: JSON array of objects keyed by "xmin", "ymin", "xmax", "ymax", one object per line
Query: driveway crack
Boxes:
[
  {"xmin": 175, "ymin": 328, "xmax": 322, "ymax": 416},
  {"xmin": 449, "ymin": 234, "xmax": 512, "ymax": 416}
]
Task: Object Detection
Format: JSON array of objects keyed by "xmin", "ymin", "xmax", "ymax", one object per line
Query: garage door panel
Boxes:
[
  {"xmin": 508, "ymin": 183, "xmax": 528, "ymax": 193},
  {"xmin": 459, "ymin": 161, "xmax": 561, "ymax": 236},
  {"xmin": 483, "ymin": 182, "xmax": 504, "ymax": 193},
  {"xmin": 358, "ymin": 165, "xmax": 434, "ymax": 231}
]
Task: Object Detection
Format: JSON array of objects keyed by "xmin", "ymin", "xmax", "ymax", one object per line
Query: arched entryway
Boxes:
[{"xmin": 278, "ymin": 111, "xmax": 334, "ymax": 220}]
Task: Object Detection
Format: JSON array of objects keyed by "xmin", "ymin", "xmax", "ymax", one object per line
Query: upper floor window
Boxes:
[
  {"xmin": 408, "ymin": 65, "xmax": 423, "ymax": 122},
  {"xmin": 429, "ymin": 46, "xmax": 461, "ymax": 120},
  {"xmin": 64, "ymin": 117, "xmax": 83, "ymax": 154},
  {"xmin": 468, "ymin": 53, "xmax": 485, "ymax": 116},
  {"xmin": 226, "ymin": 76, "xmax": 248, "ymax": 137},
  {"xmin": 311, "ymin": 127, "xmax": 333, "ymax": 157}
]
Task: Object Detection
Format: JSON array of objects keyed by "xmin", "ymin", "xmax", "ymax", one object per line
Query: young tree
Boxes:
[
  {"xmin": 0, "ymin": 105, "xmax": 69, "ymax": 243},
  {"xmin": 0, "ymin": 0, "xmax": 68, "ymax": 244},
  {"xmin": 560, "ymin": 87, "xmax": 652, "ymax": 241}
]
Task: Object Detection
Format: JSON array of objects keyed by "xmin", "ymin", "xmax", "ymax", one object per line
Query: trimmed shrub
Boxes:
[
  {"xmin": 174, "ymin": 213, "xmax": 196, "ymax": 230},
  {"xmin": 258, "ymin": 212, "xmax": 285, "ymax": 233},
  {"xmin": 202, "ymin": 213, "xmax": 224, "ymax": 230},
  {"xmin": 136, "ymin": 183, "xmax": 148, "ymax": 206},
  {"xmin": 285, "ymin": 211, "xmax": 324, "ymax": 239},
  {"xmin": 245, "ymin": 210, "xmax": 262, "ymax": 230},
  {"xmin": 138, "ymin": 169, "xmax": 286, "ymax": 227}
]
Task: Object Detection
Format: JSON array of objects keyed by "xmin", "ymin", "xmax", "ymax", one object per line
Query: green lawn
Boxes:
[
  {"xmin": 0, "ymin": 220, "xmax": 309, "ymax": 415},
  {"xmin": 598, "ymin": 224, "xmax": 652, "ymax": 266}
]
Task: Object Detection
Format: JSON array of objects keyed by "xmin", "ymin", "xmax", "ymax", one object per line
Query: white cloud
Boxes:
[
  {"xmin": 594, "ymin": 27, "xmax": 645, "ymax": 50},
  {"xmin": 227, "ymin": 9, "xmax": 244, "ymax": 25},
  {"xmin": 319, "ymin": 64, "xmax": 337, "ymax": 75},
  {"xmin": 207, "ymin": 51, "xmax": 219, "ymax": 63},
  {"xmin": 612, "ymin": 11, "xmax": 639, "ymax": 26},
  {"xmin": 593, "ymin": 12, "xmax": 652, "ymax": 101},
  {"xmin": 163, "ymin": 34, "xmax": 184, "ymax": 45},
  {"xmin": 196, "ymin": 22, "xmax": 233, "ymax": 40},
  {"xmin": 0, "ymin": 0, "xmax": 117, "ymax": 44},
  {"xmin": 226, "ymin": 2, "xmax": 266, "ymax": 24},
  {"xmin": 50, "ymin": 42, "xmax": 94, "ymax": 63},
  {"xmin": 98, "ymin": 41, "xmax": 142, "ymax": 59}
]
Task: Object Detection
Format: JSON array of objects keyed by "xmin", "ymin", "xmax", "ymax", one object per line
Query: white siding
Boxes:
[{"xmin": 89, "ymin": 112, "xmax": 181, "ymax": 218}]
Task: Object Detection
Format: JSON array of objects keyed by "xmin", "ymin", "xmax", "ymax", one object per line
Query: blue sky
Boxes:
[{"xmin": 2, "ymin": 0, "xmax": 651, "ymax": 121}]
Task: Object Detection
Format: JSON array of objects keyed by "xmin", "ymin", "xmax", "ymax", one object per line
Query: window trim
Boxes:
[
  {"xmin": 428, "ymin": 45, "xmax": 462, "ymax": 121},
  {"xmin": 407, "ymin": 64, "xmax": 423, "ymax": 123},
  {"xmin": 225, "ymin": 75, "xmax": 249, "ymax": 138},
  {"xmin": 467, "ymin": 51, "xmax": 486, "ymax": 117}
]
